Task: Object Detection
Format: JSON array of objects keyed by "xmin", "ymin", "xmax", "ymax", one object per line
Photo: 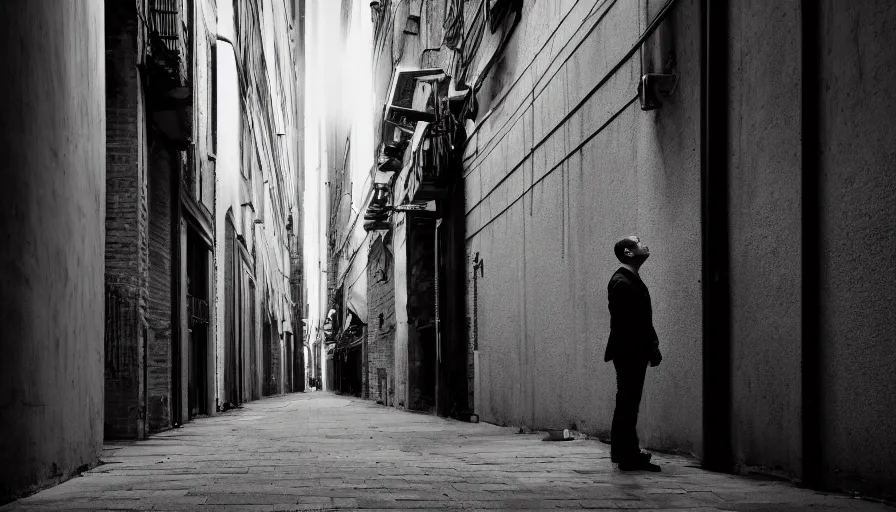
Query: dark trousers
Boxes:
[{"xmin": 611, "ymin": 358, "xmax": 648, "ymax": 462}]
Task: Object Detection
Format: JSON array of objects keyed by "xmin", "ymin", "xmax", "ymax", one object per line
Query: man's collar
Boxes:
[{"xmin": 617, "ymin": 266, "xmax": 643, "ymax": 282}]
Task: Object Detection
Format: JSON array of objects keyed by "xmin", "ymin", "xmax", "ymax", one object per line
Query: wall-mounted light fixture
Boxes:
[
  {"xmin": 638, "ymin": 73, "xmax": 677, "ymax": 111},
  {"xmin": 473, "ymin": 252, "xmax": 484, "ymax": 278}
]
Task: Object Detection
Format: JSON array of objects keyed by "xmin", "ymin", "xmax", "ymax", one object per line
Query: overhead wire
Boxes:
[
  {"xmin": 443, "ymin": 0, "xmax": 464, "ymax": 50},
  {"xmin": 460, "ymin": 0, "xmax": 616, "ymax": 162},
  {"xmin": 464, "ymin": 0, "xmax": 681, "ymax": 240}
]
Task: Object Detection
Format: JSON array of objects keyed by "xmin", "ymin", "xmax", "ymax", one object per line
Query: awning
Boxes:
[
  {"xmin": 342, "ymin": 256, "xmax": 367, "ymax": 328},
  {"xmin": 336, "ymin": 244, "xmax": 368, "ymax": 328},
  {"xmin": 411, "ymin": 121, "xmax": 431, "ymax": 153}
]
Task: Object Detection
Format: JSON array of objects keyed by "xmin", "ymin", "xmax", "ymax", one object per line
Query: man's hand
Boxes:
[{"xmin": 649, "ymin": 347, "xmax": 662, "ymax": 367}]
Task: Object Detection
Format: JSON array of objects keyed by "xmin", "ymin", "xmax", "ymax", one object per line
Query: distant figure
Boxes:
[{"xmin": 605, "ymin": 236, "xmax": 662, "ymax": 472}]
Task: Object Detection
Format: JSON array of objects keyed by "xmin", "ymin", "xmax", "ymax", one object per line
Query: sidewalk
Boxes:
[{"xmin": 3, "ymin": 393, "xmax": 890, "ymax": 511}]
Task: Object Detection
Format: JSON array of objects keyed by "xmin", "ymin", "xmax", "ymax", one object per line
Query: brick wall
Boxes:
[
  {"xmin": 146, "ymin": 140, "xmax": 174, "ymax": 431},
  {"xmin": 367, "ymin": 236, "xmax": 396, "ymax": 404},
  {"xmin": 104, "ymin": 1, "xmax": 148, "ymax": 439},
  {"xmin": 271, "ymin": 318, "xmax": 283, "ymax": 395},
  {"xmin": 262, "ymin": 313, "xmax": 284, "ymax": 396}
]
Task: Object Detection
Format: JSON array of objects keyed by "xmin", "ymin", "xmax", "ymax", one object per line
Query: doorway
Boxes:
[
  {"xmin": 186, "ymin": 227, "xmax": 210, "ymax": 418},
  {"xmin": 407, "ymin": 217, "xmax": 437, "ymax": 412}
]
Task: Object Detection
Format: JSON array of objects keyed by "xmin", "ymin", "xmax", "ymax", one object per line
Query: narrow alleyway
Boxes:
[{"xmin": 3, "ymin": 394, "xmax": 889, "ymax": 511}]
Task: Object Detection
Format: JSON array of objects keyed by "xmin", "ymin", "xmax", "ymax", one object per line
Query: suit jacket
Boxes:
[{"xmin": 604, "ymin": 267, "xmax": 659, "ymax": 362}]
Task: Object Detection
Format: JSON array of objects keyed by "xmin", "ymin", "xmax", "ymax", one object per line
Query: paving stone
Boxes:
[
  {"xmin": 197, "ymin": 505, "xmax": 275, "ymax": 511},
  {"xmin": 1, "ymin": 393, "xmax": 892, "ymax": 512}
]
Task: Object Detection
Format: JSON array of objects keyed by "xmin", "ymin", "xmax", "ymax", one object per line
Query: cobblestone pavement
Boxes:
[{"xmin": 3, "ymin": 393, "xmax": 890, "ymax": 511}]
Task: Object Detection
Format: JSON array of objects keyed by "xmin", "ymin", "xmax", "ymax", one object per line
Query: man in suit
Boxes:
[{"xmin": 605, "ymin": 236, "xmax": 662, "ymax": 471}]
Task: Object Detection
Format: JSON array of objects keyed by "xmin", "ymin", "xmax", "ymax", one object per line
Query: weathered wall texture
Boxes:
[
  {"xmin": 105, "ymin": 3, "xmax": 148, "ymax": 295},
  {"xmin": 818, "ymin": 0, "xmax": 896, "ymax": 494},
  {"xmin": 727, "ymin": 0, "xmax": 803, "ymax": 473},
  {"xmin": 0, "ymin": 0, "xmax": 105, "ymax": 501},
  {"xmin": 367, "ymin": 236, "xmax": 396, "ymax": 404},
  {"xmin": 464, "ymin": 0, "xmax": 703, "ymax": 454},
  {"xmin": 104, "ymin": 0, "xmax": 149, "ymax": 440}
]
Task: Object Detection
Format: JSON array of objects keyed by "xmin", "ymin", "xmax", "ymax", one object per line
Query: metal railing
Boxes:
[
  {"xmin": 105, "ymin": 284, "xmax": 139, "ymax": 378},
  {"xmin": 187, "ymin": 294, "xmax": 209, "ymax": 327},
  {"xmin": 149, "ymin": 0, "xmax": 183, "ymax": 55}
]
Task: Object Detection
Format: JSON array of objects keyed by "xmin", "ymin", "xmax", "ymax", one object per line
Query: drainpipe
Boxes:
[
  {"xmin": 800, "ymin": 0, "xmax": 822, "ymax": 489},
  {"xmin": 700, "ymin": 0, "xmax": 732, "ymax": 472}
]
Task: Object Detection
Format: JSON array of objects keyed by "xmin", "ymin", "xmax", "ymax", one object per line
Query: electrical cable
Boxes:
[
  {"xmin": 464, "ymin": 0, "xmax": 681, "ymax": 239},
  {"xmin": 443, "ymin": 0, "xmax": 464, "ymax": 50},
  {"xmin": 458, "ymin": 0, "xmax": 488, "ymax": 83},
  {"xmin": 469, "ymin": 1, "xmax": 522, "ymax": 93},
  {"xmin": 460, "ymin": 0, "xmax": 617, "ymax": 162}
]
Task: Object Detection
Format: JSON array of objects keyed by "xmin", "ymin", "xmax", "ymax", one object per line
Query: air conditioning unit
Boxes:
[{"xmin": 384, "ymin": 67, "xmax": 447, "ymax": 136}]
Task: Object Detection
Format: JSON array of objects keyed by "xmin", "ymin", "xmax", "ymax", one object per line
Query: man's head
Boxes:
[{"xmin": 614, "ymin": 236, "xmax": 650, "ymax": 266}]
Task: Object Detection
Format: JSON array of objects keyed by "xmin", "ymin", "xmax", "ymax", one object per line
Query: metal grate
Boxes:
[
  {"xmin": 150, "ymin": 0, "xmax": 182, "ymax": 54},
  {"xmin": 187, "ymin": 294, "xmax": 209, "ymax": 327},
  {"xmin": 105, "ymin": 285, "xmax": 139, "ymax": 378}
]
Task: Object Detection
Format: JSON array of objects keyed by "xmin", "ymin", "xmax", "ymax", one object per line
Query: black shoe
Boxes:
[
  {"xmin": 611, "ymin": 451, "xmax": 652, "ymax": 463},
  {"xmin": 618, "ymin": 459, "xmax": 661, "ymax": 472}
]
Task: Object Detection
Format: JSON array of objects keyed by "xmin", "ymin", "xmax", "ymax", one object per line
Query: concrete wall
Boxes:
[
  {"xmin": 727, "ymin": 0, "xmax": 803, "ymax": 474},
  {"xmin": 464, "ymin": 0, "xmax": 703, "ymax": 453},
  {"xmin": 720, "ymin": 0, "xmax": 896, "ymax": 491},
  {"xmin": 0, "ymin": 0, "xmax": 105, "ymax": 501},
  {"xmin": 105, "ymin": 2, "xmax": 148, "ymax": 296},
  {"xmin": 818, "ymin": 0, "xmax": 896, "ymax": 495}
]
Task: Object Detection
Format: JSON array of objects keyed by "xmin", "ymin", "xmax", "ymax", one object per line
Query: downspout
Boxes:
[
  {"xmin": 701, "ymin": 0, "xmax": 732, "ymax": 472},
  {"xmin": 800, "ymin": 0, "xmax": 822, "ymax": 489}
]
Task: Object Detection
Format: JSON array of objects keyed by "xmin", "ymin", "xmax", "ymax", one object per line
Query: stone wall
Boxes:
[{"xmin": 726, "ymin": 0, "xmax": 803, "ymax": 475}]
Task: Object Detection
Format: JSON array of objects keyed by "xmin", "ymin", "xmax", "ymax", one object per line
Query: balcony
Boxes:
[{"xmin": 146, "ymin": 0, "xmax": 193, "ymax": 150}]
